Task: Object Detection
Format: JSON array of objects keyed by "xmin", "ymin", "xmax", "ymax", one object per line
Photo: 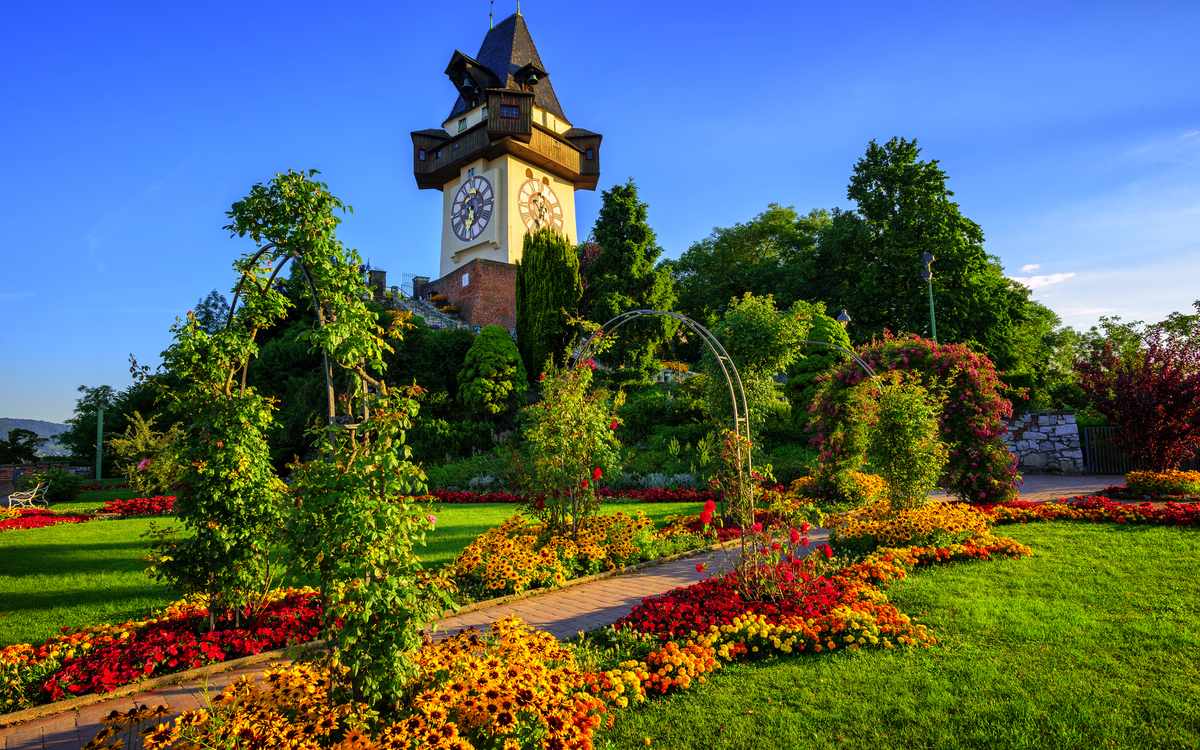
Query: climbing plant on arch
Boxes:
[
  {"xmin": 808, "ymin": 332, "xmax": 1020, "ymax": 503},
  {"xmin": 152, "ymin": 169, "xmax": 452, "ymax": 706}
]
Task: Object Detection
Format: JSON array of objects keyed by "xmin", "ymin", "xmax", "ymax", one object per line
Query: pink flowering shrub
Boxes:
[{"xmin": 808, "ymin": 332, "xmax": 1019, "ymax": 503}]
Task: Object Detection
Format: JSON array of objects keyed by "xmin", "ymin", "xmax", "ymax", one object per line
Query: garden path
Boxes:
[{"xmin": 0, "ymin": 473, "xmax": 1122, "ymax": 749}]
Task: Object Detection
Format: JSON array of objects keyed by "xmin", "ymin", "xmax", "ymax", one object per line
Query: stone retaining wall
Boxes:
[{"xmin": 1002, "ymin": 411, "xmax": 1084, "ymax": 473}]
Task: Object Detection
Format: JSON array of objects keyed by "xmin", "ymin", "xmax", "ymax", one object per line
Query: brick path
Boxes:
[{"xmin": 0, "ymin": 474, "xmax": 1121, "ymax": 749}]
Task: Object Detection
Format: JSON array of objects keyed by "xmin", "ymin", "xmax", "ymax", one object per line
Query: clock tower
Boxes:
[{"xmin": 410, "ymin": 12, "xmax": 601, "ymax": 327}]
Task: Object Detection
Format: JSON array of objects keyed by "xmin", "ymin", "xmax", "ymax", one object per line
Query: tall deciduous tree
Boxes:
[
  {"xmin": 515, "ymin": 228, "xmax": 583, "ymax": 381},
  {"xmin": 673, "ymin": 204, "xmax": 829, "ymax": 326},
  {"xmin": 1074, "ymin": 323, "xmax": 1200, "ymax": 473},
  {"xmin": 806, "ymin": 138, "xmax": 1029, "ymax": 370},
  {"xmin": 0, "ymin": 428, "xmax": 47, "ymax": 464},
  {"xmin": 583, "ymin": 179, "xmax": 676, "ymax": 378}
]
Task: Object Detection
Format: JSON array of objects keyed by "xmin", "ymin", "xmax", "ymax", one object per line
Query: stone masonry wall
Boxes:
[
  {"xmin": 1001, "ymin": 411, "xmax": 1084, "ymax": 473},
  {"xmin": 413, "ymin": 258, "xmax": 516, "ymax": 331}
]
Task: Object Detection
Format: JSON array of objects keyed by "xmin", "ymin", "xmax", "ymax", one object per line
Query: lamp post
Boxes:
[
  {"xmin": 836, "ymin": 308, "xmax": 851, "ymax": 329},
  {"xmin": 920, "ymin": 252, "xmax": 938, "ymax": 344}
]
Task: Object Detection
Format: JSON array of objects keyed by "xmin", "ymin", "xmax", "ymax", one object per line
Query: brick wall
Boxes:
[
  {"xmin": 0, "ymin": 462, "xmax": 81, "ymax": 496},
  {"xmin": 414, "ymin": 258, "xmax": 517, "ymax": 330}
]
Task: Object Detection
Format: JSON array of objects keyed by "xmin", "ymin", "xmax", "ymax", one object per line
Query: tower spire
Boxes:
[{"xmin": 489, "ymin": 0, "xmax": 493, "ymax": 28}]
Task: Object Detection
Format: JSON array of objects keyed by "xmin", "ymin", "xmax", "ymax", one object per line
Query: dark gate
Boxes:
[{"xmin": 1082, "ymin": 427, "xmax": 1199, "ymax": 473}]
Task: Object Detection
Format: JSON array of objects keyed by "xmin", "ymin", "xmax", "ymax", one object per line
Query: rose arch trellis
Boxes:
[{"xmin": 570, "ymin": 309, "xmax": 879, "ymax": 520}]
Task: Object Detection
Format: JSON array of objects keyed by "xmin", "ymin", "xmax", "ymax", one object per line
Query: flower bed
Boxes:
[
  {"xmin": 101, "ymin": 495, "xmax": 176, "ymax": 517},
  {"xmin": 975, "ymin": 496, "xmax": 1200, "ymax": 527},
  {"xmin": 79, "ymin": 483, "xmax": 133, "ymax": 492},
  {"xmin": 0, "ymin": 588, "xmax": 321, "ymax": 712},
  {"xmin": 0, "ymin": 508, "xmax": 95, "ymax": 533},
  {"xmin": 424, "ymin": 486, "xmax": 776, "ymax": 505},
  {"xmin": 450, "ymin": 511, "xmax": 706, "ymax": 598}
]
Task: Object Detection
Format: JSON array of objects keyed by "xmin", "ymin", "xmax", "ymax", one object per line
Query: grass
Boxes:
[
  {"xmin": 0, "ymin": 491, "xmax": 703, "ymax": 648},
  {"xmin": 595, "ymin": 522, "xmax": 1200, "ymax": 750}
]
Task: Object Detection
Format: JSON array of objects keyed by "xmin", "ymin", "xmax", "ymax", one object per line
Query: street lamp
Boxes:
[
  {"xmin": 836, "ymin": 309, "xmax": 851, "ymax": 329},
  {"xmin": 920, "ymin": 252, "xmax": 938, "ymax": 344}
]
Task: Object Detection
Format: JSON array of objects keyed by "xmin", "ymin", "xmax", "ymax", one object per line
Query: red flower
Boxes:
[
  {"xmin": 580, "ymin": 479, "xmax": 588, "ymax": 489},
  {"xmin": 821, "ymin": 544, "xmax": 834, "ymax": 559},
  {"xmin": 592, "ymin": 468, "xmax": 603, "ymax": 481},
  {"xmin": 611, "ymin": 421, "xmax": 618, "ymax": 430}
]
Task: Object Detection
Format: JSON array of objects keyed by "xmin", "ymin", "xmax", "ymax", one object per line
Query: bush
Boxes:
[
  {"xmin": 407, "ymin": 417, "xmax": 495, "ymax": 465},
  {"xmin": 1126, "ymin": 470, "xmax": 1200, "ymax": 497},
  {"xmin": 457, "ymin": 325, "xmax": 527, "ymax": 418},
  {"xmin": 826, "ymin": 496, "xmax": 993, "ymax": 553},
  {"xmin": 15, "ymin": 468, "xmax": 83, "ymax": 505},
  {"xmin": 866, "ymin": 374, "xmax": 950, "ymax": 511}
]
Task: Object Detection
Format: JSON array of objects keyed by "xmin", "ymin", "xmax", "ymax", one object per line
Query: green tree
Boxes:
[
  {"xmin": 107, "ymin": 411, "xmax": 183, "ymax": 494},
  {"xmin": 521, "ymin": 364, "xmax": 622, "ymax": 539},
  {"xmin": 515, "ymin": 228, "xmax": 583, "ymax": 381},
  {"xmin": 785, "ymin": 312, "xmax": 852, "ymax": 428},
  {"xmin": 583, "ymin": 179, "xmax": 676, "ymax": 379},
  {"xmin": 193, "ymin": 289, "xmax": 231, "ymax": 335},
  {"xmin": 673, "ymin": 204, "xmax": 830, "ymax": 326},
  {"xmin": 0, "ymin": 428, "xmax": 47, "ymax": 464},
  {"xmin": 220, "ymin": 169, "xmax": 451, "ymax": 705},
  {"xmin": 866, "ymin": 374, "xmax": 950, "ymax": 511},
  {"xmin": 703, "ymin": 294, "xmax": 817, "ymax": 430},
  {"xmin": 806, "ymin": 138, "xmax": 1029, "ymax": 370},
  {"xmin": 458, "ymin": 326, "xmax": 527, "ymax": 418}
]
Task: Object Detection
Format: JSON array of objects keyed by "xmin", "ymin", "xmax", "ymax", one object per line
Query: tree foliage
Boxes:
[
  {"xmin": 785, "ymin": 312, "xmax": 852, "ymax": 429},
  {"xmin": 520, "ymin": 363, "xmax": 622, "ymax": 539},
  {"xmin": 702, "ymin": 294, "xmax": 816, "ymax": 430},
  {"xmin": 865, "ymin": 373, "xmax": 950, "ymax": 511},
  {"xmin": 193, "ymin": 289, "xmax": 232, "ymax": 335},
  {"xmin": 811, "ymin": 333, "xmax": 1018, "ymax": 503},
  {"xmin": 805, "ymin": 138, "xmax": 1030, "ymax": 370},
  {"xmin": 458, "ymin": 326, "xmax": 527, "ymax": 418},
  {"xmin": 673, "ymin": 204, "xmax": 829, "ymax": 326},
  {"xmin": 1074, "ymin": 323, "xmax": 1200, "ymax": 473},
  {"xmin": 583, "ymin": 179, "xmax": 676, "ymax": 378},
  {"xmin": 0, "ymin": 428, "xmax": 47, "ymax": 464},
  {"xmin": 515, "ymin": 228, "xmax": 583, "ymax": 380}
]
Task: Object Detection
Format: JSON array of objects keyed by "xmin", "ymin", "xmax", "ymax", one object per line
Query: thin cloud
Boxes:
[
  {"xmin": 1009, "ymin": 272, "xmax": 1076, "ymax": 289},
  {"xmin": 0, "ymin": 291, "xmax": 35, "ymax": 301},
  {"xmin": 1020, "ymin": 263, "xmax": 1041, "ymax": 272}
]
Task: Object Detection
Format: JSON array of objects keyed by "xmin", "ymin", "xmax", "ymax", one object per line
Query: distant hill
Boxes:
[{"xmin": 0, "ymin": 418, "xmax": 71, "ymax": 457}]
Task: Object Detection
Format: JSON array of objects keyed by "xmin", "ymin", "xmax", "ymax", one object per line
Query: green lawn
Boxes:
[
  {"xmin": 0, "ymin": 494, "xmax": 702, "ymax": 648},
  {"xmin": 597, "ymin": 522, "xmax": 1200, "ymax": 750}
]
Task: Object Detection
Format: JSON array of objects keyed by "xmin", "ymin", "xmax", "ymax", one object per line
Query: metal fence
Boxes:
[{"xmin": 1082, "ymin": 427, "xmax": 1199, "ymax": 474}]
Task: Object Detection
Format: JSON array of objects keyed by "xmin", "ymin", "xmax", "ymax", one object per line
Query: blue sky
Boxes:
[{"xmin": 2, "ymin": 0, "xmax": 1197, "ymax": 422}]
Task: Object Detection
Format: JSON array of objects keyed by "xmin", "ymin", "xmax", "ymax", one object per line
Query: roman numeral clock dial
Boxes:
[
  {"xmin": 451, "ymin": 176, "xmax": 494, "ymax": 241},
  {"xmin": 518, "ymin": 178, "xmax": 563, "ymax": 233}
]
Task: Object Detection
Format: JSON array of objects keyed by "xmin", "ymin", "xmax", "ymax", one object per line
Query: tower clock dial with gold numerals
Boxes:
[
  {"xmin": 451, "ymin": 176, "xmax": 494, "ymax": 241},
  {"xmin": 517, "ymin": 178, "xmax": 563, "ymax": 233}
]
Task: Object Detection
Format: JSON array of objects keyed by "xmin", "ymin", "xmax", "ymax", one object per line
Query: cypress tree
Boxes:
[{"xmin": 514, "ymin": 228, "xmax": 583, "ymax": 381}]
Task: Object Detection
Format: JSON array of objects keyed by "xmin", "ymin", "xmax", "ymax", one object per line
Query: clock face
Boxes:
[
  {"xmin": 451, "ymin": 176, "xmax": 494, "ymax": 241},
  {"xmin": 517, "ymin": 178, "xmax": 563, "ymax": 233}
]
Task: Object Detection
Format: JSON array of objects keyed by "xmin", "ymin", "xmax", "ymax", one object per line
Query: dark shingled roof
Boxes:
[
  {"xmin": 447, "ymin": 13, "xmax": 567, "ymax": 123},
  {"xmin": 562, "ymin": 127, "xmax": 600, "ymax": 139},
  {"xmin": 413, "ymin": 128, "xmax": 451, "ymax": 140}
]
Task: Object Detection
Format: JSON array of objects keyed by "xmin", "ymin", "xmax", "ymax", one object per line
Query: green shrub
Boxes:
[
  {"xmin": 458, "ymin": 326, "xmax": 527, "ymax": 418},
  {"xmin": 408, "ymin": 417, "xmax": 496, "ymax": 465},
  {"xmin": 866, "ymin": 374, "xmax": 950, "ymax": 511},
  {"xmin": 16, "ymin": 467, "xmax": 84, "ymax": 505}
]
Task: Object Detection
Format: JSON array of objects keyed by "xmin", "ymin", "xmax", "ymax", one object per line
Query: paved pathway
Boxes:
[{"xmin": 0, "ymin": 474, "xmax": 1122, "ymax": 749}]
